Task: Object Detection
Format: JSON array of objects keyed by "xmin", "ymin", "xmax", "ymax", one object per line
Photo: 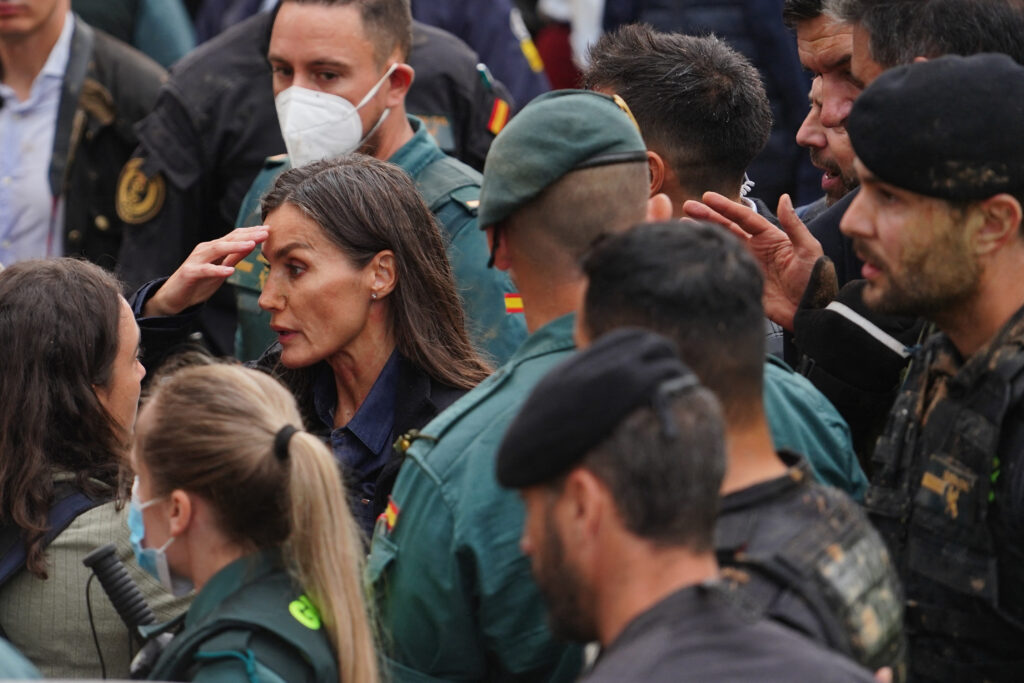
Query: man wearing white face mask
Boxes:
[{"xmin": 228, "ymin": 0, "xmax": 526, "ymax": 366}]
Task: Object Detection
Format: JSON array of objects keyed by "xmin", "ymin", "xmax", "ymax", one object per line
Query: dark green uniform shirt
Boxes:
[
  {"xmin": 367, "ymin": 313, "xmax": 582, "ymax": 682},
  {"xmin": 148, "ymin": 549, "xmax": 336, "ymax": 683},
  {"xmin": 763, "ymin": 356, "xmax": 867, "ymax": 499}
]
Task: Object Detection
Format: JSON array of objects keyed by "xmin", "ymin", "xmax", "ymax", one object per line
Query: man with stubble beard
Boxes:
[
  {"xmin": 795, "ymin": 75, "xmax": 858, "ymax": 221},
  {"xmin": 840, "ymin": 54, "xmax": 1024, "ymax": 681}
]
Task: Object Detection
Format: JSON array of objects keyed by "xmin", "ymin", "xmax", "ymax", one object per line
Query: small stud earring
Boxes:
[{"xmin": 371, "ymin": 292, "xmax": 378, "ymax": 300}]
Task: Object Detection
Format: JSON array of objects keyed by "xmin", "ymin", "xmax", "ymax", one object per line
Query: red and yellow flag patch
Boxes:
[
  {"xmin": 505, "ymin": 293, "xmax": 524, "ymax": 314},
  {"xmin": 378, "ymin": 497, "xmax": 400, "ymax": 534},
  {"xmin": 488, "ymin": 98, "xmax": 510, "ymax": 135}
]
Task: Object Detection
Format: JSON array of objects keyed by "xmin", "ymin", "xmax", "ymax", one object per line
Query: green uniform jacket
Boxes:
[
  {"xmin": 147, "ymin": 549, "xmax": 336, "ymax": 683},
  {"xmin": 228, "ymin": 116, "xmax": 526, "ymax": 365},
  {"xmin": 367, "ymin": 314, "xmax": 582, "ymax": 682},
  {"xmin": 762, "ymin": 356, "xmax": 868, "ymax": 500}
]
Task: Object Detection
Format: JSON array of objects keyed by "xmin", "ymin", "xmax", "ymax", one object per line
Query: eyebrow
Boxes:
[
  {"xmin": 267, "ymin": 54, "xmax": 348, "ymax": 69},
  {"xmin": 823, "ymin": 54, "xmax": 852, "ymax": 71}
]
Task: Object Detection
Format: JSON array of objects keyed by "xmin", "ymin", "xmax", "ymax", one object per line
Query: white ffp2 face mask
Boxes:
[{"xmin": 275, "ymin": 63, "xmax": 399, "ymax": 167}]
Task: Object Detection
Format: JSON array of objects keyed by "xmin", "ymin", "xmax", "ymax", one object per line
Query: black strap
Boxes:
[
  {"xmin": 0, "ymin": 483, "xmax": 109, "ymax": 588},
  {"xmin": 715, "ymin": 548, "xmax": 852, "ymax": 655},
  {"xmin": 49, "ymin": 16, "xmax": 95, "ymax": 198}
]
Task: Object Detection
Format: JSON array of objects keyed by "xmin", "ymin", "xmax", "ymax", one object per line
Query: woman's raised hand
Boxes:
[{"xmin": 142, "ymin": 226, "xmax": 269, "ymax": 318}]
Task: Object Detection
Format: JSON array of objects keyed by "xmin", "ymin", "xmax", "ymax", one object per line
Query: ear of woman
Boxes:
[
  {"xmin": 167, "ymin": 490, "xmax": 192, "ymax": 537},
  {"xmin": 370, "ymin": 249, "xmax": 397, "ymax": 298}
]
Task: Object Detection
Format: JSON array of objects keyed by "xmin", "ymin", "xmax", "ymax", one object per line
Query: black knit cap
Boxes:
[
  {"xmin": 848, "ymin": 53, "xmax": 1024, "ymax": 201},
  {"xmin": 496, "ymin": 328, "xmax": 700, "ymax": 489}
]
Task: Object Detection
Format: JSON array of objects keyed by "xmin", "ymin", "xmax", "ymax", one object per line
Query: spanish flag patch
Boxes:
[
  {"xmin": 379, "ymin": 497, "xmax": 400, "ymax": 534},
  {"xmin": 488, "ymin": 98, "xmax": 510, "ymax": 135},
  {"xmin": 505, "ymin": 293, "xmax": 524, "ymax": 313}
]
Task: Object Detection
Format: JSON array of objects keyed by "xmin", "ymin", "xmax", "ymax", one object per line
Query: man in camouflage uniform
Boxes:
[{"xmin": 841, "ymin": 54, "xmax": 1024, "ymax": 681}]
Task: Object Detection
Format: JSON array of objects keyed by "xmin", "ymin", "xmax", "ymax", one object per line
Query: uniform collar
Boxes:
[
  {"xmin": 506, "ymin": 313, "xmax": 576, "ymax": 366},
  {"xmin": 719, "ymin": 450, "xmax": 813, "ymax": 513},
  {"xmin": 926, "ymin": 298, "xmax": 1024, "ymax": 392},
  {"xmin": 185, "ymin": 549, "xmax": 283, "ymax": 629},
  {"xmin": 41, "ymin": 12, "xmax": 75, "ymax": 80},
  {"xmin": 386, "ymin": 116, "xmax": 440, "ymax": 178}
]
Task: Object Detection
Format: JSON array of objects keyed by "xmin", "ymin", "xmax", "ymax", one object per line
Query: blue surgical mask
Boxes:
[{"xmin": 129, "ymin": 477, "xmax": 193, "ymax": 597}]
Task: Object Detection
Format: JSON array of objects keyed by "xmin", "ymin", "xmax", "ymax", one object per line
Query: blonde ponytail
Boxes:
[
  {"xmin": 285, "ymin": 432, "xmax": 380, "ymax": 683},
  {"xmin": 138, "ymin": 363, "xmax": 380, "ymax": 682}
]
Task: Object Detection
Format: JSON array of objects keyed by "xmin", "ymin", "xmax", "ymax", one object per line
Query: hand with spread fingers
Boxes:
[
  {"xmin": 683, "ymin": 192, "xmax": 824, "ymax": 331},
  {"xmin": 142, "ymin": 226, "xmax": 269, "ymax": 318}
]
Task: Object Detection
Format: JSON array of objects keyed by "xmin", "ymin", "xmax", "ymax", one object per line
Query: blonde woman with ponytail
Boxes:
[{"xmin": 130, "ymin": 363, "xmax": 378, "ymax": 683}]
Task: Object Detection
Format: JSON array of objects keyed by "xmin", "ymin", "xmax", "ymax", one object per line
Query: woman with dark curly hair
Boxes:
[{"xmin": 0, "ymin": 258, "xmax": 182, "ymax": 678}]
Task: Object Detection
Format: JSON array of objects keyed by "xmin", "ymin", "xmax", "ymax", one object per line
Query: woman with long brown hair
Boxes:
[
  {"xmin": 0, "ymin": 258, "xmax": 180, "ymax": 677},
  {"xmin": 133, "ymin": 363, "xmax": 378, "ymax": 682},
  {"xmin": 136, "ymin": 155, "xmax": 492, "ymax": 535}
]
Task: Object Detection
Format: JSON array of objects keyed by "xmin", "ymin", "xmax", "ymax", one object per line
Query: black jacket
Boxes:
[{"xmin": 42, "ymin": 16, "xmax": 165, "ymax": 269}]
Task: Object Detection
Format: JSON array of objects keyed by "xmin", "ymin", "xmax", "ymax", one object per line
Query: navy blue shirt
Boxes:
[{"xmin": 313, "ymin": 351, "xmax": 400, "ymax": 535}]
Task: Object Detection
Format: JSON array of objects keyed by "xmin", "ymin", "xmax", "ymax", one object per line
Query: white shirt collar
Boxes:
[{"xmin": 40, "ymin": 11, "xmax": 75, "ymax": 81}]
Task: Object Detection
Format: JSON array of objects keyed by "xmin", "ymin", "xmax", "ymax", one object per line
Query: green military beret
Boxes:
[{"xmin": 477, "ymin": 89, "xmax": 648, "ymax": 229}]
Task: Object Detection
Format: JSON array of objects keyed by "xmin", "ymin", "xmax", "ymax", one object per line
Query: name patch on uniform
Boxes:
[
  {"xmin": 289, "ymin": 594, "xmax": 322, "ymax": 630},
  {"xmin": 917, "ymin": 454, "xmax": 978, "ymax": 523},
  {"xmin": 116, "ymin": 158, "xmax": 166, "ymax": 224}
]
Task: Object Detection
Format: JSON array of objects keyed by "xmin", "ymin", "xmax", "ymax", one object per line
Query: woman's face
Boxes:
[
  {"xmin": 258, "ymin": 203, "xmax": 379, "ymax": 368},
  {"xmin": 93, "ymin": 298, "xmax": 146, "ymax": 433}
]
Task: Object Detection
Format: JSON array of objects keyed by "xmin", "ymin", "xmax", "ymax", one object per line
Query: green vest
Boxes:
[{"xmin": 147, "ymin": 557, "xmax": 336, "ymax": 683}]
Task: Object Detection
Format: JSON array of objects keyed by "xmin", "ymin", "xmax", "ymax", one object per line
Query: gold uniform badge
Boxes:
[{"xmin": 116, "ymin": 158, "xmax": 166, "ymax": 224}]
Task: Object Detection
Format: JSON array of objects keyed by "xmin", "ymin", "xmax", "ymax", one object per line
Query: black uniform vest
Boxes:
[
  {"xmin": 865, "ymin": 340, "xmax": 1024, "ymax": 682},
  {"xmin": 716, "ymin": 459, "xmax": 906, "ymax": 676}
]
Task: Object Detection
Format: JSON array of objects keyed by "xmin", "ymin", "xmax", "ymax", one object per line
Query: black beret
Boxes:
[
  {"xmin": 496, "ymin": 328, "xmax": 700, "ymax": 489},
  {"xmin": 848, "ymin": 53, "xmax": 1024, "ymax": 201}
]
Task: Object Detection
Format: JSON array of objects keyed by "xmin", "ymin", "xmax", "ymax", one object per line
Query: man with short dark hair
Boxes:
[
  {"xmin": 783, "ymin": 1, "xmax": 859, "ymax": 218},
  {"xmin": 496, "ymin": 328, "xmax": 876, "ymax": 682},
  {"xmin": 830, "ymin": 0, "xmax": 1024, "ymax": 77},
  {"xmin": 839, "ymin": 53, "xmax": 1024, "ymax": 681},
  {"xmin": 367, "ymin": 89, "xmax": 670, "ymax": 682},
  {"xmin": 578, "ymin": 221, "xmax": 903, "ymax": 674},
  {"xmin": 781, "ymin": 0, "xmax": 865, "ymax": 284},
  {"xmin": 584, "ymin": 25, "xmax": 772, "ymax": 218},
  {"xmin": 583, "ymin": 24, "xmax": 795, "ymax": 360}
]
